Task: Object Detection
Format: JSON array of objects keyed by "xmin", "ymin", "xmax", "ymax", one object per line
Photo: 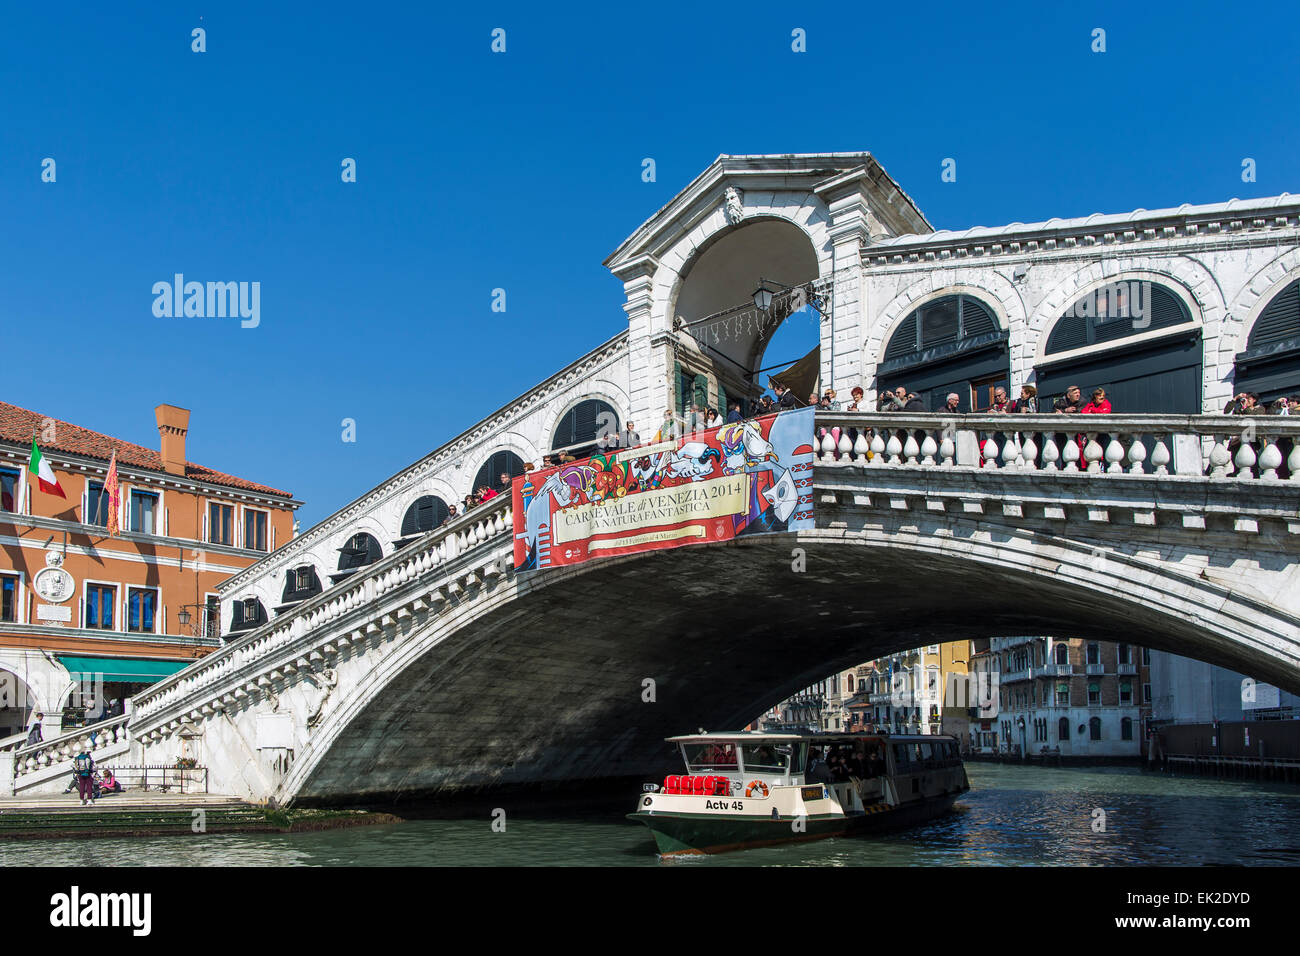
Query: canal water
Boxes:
[{"xmin": 6, "ymin": 764, "xmax": 1300, "ymax": 866}]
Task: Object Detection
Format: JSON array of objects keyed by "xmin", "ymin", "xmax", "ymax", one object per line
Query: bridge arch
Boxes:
[
  {"xmin": 398, "ymin": 495, "xmax": 451, "ymax": 538},
  {"xmin": 1219, "ymin": 248, "xmax": 1300, "ymax": 372},
  {"xmin": 267, "ymin": 511, "xmax": 1300, "ymax": 803},
  {"xmin": 655, "ymin": 206, "xmax": 831, "ymax": 403},
  {"xmin": 0, "ymin": 665, "xmax": 41, "ymax": 736},
  {"xmin": 1027, "ymin": 258, "xmax": 1226, "ymax": 410}
]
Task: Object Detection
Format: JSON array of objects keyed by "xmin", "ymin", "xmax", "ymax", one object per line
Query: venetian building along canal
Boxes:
[{"xmin": 11, "ymin": 152, "xmax": 1300, "ymax": 803}]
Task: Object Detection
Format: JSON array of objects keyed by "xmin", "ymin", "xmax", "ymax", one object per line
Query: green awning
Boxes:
[{"xmin": 57, "ymin": 656, "xmax": 192, "ymax": 684}]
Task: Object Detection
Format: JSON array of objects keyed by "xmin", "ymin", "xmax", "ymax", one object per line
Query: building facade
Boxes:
[
  {"xmin": 990, "ymin": 636, "xmax": 1148, "ymax": 759},
  {"xmin": 0, "ymin": 401, "xmax": 299, "ymax": 740}
]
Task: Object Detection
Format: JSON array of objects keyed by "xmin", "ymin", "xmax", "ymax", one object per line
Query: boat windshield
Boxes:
[
  {"xmin": 739, "ymin": 742, "xmax": 794, "ymax": 776},
  {"xmin": 681, "ymin": 741, "xmax": 739, "ymax": 772}
]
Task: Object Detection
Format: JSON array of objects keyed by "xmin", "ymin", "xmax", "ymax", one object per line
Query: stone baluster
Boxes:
[
  {"xmin": 920, "ymin": 433, "xmax": 938, "ymax": 466},
  {"xmin": 1289, "ymin": 441, "xmax": 1300, "ymax": 481},
  {"xmin": 1104, "ymin": 436, "xmax": 1126, "ymax": 473},
  {"xmin": 1062, "ymin": 435, "xmax": 1080, "ymax": 472},
  {"xmin": 1020, "ymin": 433, "xmax": 1039, "ymax": 471},
  {"xmin": 903, "ymin": 433, "xmax": 920, "ymax": 466},
  {"xmin": 1083, "ymin": 433, "xmax": 1104, "ymax": 473},
  {"xmin": 837, "ymin": 431, "xmax": 852, "ymax": 460},
  {"xmin": 1000, "ymin": 435, "xmax": 1019, "ymax": 470},
  {"xmin": 1207, "ymin": 436, "xmax": 1232, "ymax": 478},
  {"xmin": 869, "ymin": 431, "xmax": 886, "ymax": 465},
  {"xmin": 938, "ymin": 431, "xmax": 956, "ymax": 467},
  {"xmin": 1126, "ymin": 437, "xmax": 1147, "ymax": 474},
  {"xmin": 1041, "ymin": 435, "xmax": 1060, "ymax": 471},
  {"xmin": 819, "ymin": 430, "xmax": 836, "ymax": 460},
  {"xmin": 853, "ymin": 430, "xmax": 871, "ymax": 462},
  {"xmin": 886, "ymin": 432, "xmax": 902, "ymax": 465},
  {"xmin": 981, "ymin": 435, "xmax": 999, "ymax": 470},
  {"xmin": 1233, "ymin": 436, "xmax": 1257, "ymax": 480}
]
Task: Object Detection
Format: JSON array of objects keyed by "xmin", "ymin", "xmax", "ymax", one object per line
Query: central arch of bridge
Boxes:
[{"xmin": 282, "ymin": 521, "xmax": 1300, "ymax": 804}]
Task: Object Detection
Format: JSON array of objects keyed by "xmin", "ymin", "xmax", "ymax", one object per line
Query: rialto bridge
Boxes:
[{"xmin": 5, "ymin": 152, "xmax": 1300, "ymax": 799}]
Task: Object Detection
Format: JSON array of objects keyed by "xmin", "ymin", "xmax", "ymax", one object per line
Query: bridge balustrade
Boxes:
[
  {"xmin": 811, "ymin": 412, "xmax": 1300, "ymax": 480},
  {"xmin": 129, "ymin": 495, "xmax": 514, "ymax": 731}
]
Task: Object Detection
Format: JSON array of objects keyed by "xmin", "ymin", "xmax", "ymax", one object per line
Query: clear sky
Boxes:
[{"xmin": 3, "ymin": 2, "xmax": 1297, "ymax": 525}]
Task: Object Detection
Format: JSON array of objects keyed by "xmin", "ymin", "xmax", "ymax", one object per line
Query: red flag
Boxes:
[{"xmin": 105, "ymin": 451, "xmax": 120, "ymax": 537}]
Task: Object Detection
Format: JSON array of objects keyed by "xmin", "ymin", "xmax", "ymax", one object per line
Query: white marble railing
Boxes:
[
  {"xmin": 812, "ymin": 412, "xmax": 1300, "ymax": 480},
  {"xmin": 130, "ymin": 495, "xmax": 514, "ymax": 726},
  {"xmin": 9, "ymin": 716, "xmax": 131, "ymax": 781}
]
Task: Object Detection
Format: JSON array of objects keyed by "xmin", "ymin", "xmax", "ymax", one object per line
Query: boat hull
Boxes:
[{"xmin": 629, "ymin": 790, "xmax": 965, "ymax": 856}]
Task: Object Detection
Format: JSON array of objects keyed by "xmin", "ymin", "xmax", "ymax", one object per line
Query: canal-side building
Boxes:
[
  {"xmin": 0, "ymin": 401, "xmax": 300, "ymax": 740},
  {"xmin": 992, "ymin": 636, "xmax": 1147, "ymax": 759}
]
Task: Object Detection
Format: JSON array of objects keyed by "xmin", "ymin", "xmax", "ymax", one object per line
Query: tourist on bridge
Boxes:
[
  {"xmin": 773, "ymin": 382, "xmax": 799, "ymax": 411},
  {"xmin": 1011, "ymin": 384, "xmax": 1038, "ymax": 413},
  {"xmin": 903, "ymin": 392, "xmax": 926, "ymax": 412},
  {"xmin": 1053, "ymin": 385, "xmax": 1083, "ymax": 414},
  {"xmin": 620, "ymin": 422, "xmax": 641, "ymax": 446},
  {"xmin": 72, "ymin": 748, "xmax": 95, "ymax": 806},
  {"xmin": 705, "ymin": 408, "xmax": 722, "ymax": 429},
  {"xmin": 726, "ymin": 401, "xmax": 743, "ymax": 423},
  {"xmin": 989, "ymin": 386, "xmax": 1013, "ymax": 413},
  {"xmin": 1081, "ymin": 388, "xmax": 1112, "ymax": 415},
  {"xmin": 823, "ymin": 388, "xmax": 841, "ymax": 410},
  {"xmin": 1224, "ymin": 392, "xmax": 1263, "ymax": 415},
  {"xmin": 846, "ymin": 386, "xmax": 864, "ymax": 411},
  {"xmin": 25, "ymin": 712, "xmax": 43, "ymax": 747},
  {"xmin": 938, "ymin": 392, "xmax": 961, "ymax": 414},
  {"xmin": 656, "ymin": 409, "xmax": 682, "ymax": 442}
]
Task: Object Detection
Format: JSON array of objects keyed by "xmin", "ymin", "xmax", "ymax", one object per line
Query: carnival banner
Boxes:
[{"xmin": 513, "ymin": 406, "xmax": 815, "ymax": 571}]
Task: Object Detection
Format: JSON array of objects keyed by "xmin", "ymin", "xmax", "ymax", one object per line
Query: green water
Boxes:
[{"xmin": 5, "ymin": 764, "xmax": 1299, "ymax": 866}]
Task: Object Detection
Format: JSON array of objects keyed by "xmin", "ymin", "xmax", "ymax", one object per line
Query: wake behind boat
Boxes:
[{"xmin": 628, "ymin": 731, "xmax": 969, "ymax": 856}]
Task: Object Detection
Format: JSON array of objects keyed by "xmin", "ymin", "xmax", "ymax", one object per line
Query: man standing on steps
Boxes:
[{"xmin": 72, "ymin": 748, "xmax": 96, "ymax": 807}]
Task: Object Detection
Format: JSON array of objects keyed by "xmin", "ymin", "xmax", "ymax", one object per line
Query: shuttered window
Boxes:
[
  {"xmin": 473, "ymin": 451, "xmax": 526, "ymax": 494},
  {"xmin": 401, "ymin": 495, "xmax": 450, "ymax": 536},
  {"xmin": 1047, "ymin": 284, "xmax": 1192, "ymax": 355},
  {"xmin": 550, "ymin": 400, "xmax": 618, "ymax": 455},
  {"xmin": 883, "ymin": 295, "xmax": 998, "ymax": 360},
  {"xmin": 337, "ymin": 532, "xmax": 382, "ymax": 571},
  {"xmin": 1248, "ymin": 279, "xmax": 1300, "ymax": 349}
]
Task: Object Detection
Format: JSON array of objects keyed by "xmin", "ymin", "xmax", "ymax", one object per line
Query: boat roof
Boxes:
[{"xmin": 666, "ymin": 731, "xmax": 957, "ymax": 743}]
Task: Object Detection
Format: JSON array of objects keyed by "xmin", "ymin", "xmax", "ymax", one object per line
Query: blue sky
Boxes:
[{"xmin": 2, "ymin": 2, "xmax": 1297, "ymax": 525}]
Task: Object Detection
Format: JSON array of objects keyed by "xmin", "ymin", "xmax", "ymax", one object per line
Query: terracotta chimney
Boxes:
[{"xmin": 155, "ymin": 404, "xmax": 191, "ymax": 476}]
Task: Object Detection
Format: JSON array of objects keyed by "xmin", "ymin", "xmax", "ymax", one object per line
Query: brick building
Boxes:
[{"xmin": 0, "ymin": 401, "xmax": 299, "ymax": 740}]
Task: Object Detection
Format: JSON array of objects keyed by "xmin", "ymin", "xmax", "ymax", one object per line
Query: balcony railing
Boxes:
[
  {"xmin": 1033, "ymin": 665, "xmax": 1072, "ymax": 678},
  {"xmin": 811, "ymin": 411, "xmax": 1300, "ymax": 480}
]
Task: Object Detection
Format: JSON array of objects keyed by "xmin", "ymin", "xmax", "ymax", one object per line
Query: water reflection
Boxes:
[{"xmin": 7, "ymin": 765, "xmax": 1299, "ymax": 867}]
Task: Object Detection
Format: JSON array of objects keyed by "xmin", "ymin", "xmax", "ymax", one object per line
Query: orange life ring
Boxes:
[{"xmin": 744, "ymin": 779, "xmax": 769, "ymax": 798}]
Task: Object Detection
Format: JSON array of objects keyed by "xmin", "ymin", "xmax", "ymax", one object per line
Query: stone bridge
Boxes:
[{"xmin": 9, "ymin": 412, "xmax": 1287, "ymax": 803}]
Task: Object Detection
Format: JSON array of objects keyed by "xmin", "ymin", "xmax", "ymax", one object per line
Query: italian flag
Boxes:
[{"xmin": 28, "ymin": 440, "xmax": 67, "ymax": 498}]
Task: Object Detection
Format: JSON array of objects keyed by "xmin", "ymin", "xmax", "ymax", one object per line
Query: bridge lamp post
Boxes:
[{"xmin": 175, "ymin": 603, "xmax": 213, "ymax": 648}]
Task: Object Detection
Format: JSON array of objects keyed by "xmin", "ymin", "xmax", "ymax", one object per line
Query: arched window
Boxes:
[
  {"xmin": 335, "ymin": 532, "xmax": 382, "ymax": 579},
  {"xmin": 473, "ymin": 451, "xmax": 527, "ymax": 497},
  {"xmin": 878, "ymin": 294, "xmax": 1007, "ymax": 411},
  {"xmin": 401, "ymin": 496, "xmax": 450, "ymax": 537},
  {"xmin": 847, "ymin": 674, "xmax": 855, "ymax": 693},
  {"xmin": 280, "ymin": 565, "xmax": 322, "ymax": 606},
  {"xmin": 230, "ymin": 596, "xmax": 267, "ymax": 634},
  {"xmin": 1121, "ymin": 717, "xmax": 1133, "ymax": 741},
  {"xmin": 1234, "ymin": 278, "xmax": 1300, "ymax": 401},
  {"xmin": 1089, "ymin": 716, "xmax": 1103, "ymax": 741},
  {"xmin": 1054, "ymin": 643, "xmax": 1069, "ymax": 665},
  {"xmin": 551, "ymin": 399, "xmax": 619, "ymax": 460},
  {"xmin": 1038, "ymin": 282, "xmax": 1200, "ymax": 413}
]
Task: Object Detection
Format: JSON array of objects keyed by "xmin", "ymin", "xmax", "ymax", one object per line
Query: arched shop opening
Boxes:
[
  {"xmin": 473, "ymin": 450, "xmax": 527, "ymax": 496},
  {"xmin": 395, "ymin": 495, "xmax": 451, "ymax": 549},
  {"xmin": 876, "ymin": 294, "xmax": 1009, "ymax": 411},
  {"xmin": 1235, "ymin": 278, "xmax": 1300, "ymax": 402},
  {"xmin": 0, "ymin": 669, "xmax": 37, "ymax": 738},
  {"xmin": 1036, "ymin": 282, "xmax": 1201, "ymax": 413},
  {"xmin": 551, "ymin": 399, "xmax": 620, "ymax": 459}
]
